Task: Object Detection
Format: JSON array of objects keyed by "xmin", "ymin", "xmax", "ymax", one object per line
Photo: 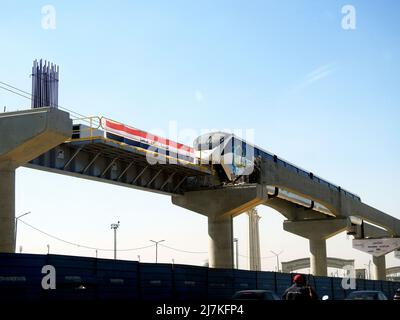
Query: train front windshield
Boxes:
[{"xmin": 194, "ymin": 133, "xmax": 228, "ymax": 151}]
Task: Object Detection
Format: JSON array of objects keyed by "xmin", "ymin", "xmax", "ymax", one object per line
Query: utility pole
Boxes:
[
  {"xmin": 110, "ymin": 221, "xmax": 120, "ymax": 260},
  {"xmin": 150, "ymin": 240, "xmax": 165, "ymax": 263},
  {"xmin": 15, "ymin": 211, "xmax": 31, "ymax": 251},
  {"xmin": 233, "ymin": 238, "xmax": 239, "ymax": 269},
  {"xmin": 270, "ymin": 250, "xmax": 283, "ymax": 272}
]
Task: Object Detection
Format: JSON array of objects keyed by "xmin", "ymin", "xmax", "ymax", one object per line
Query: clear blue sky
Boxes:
[{"xmin": 1, "ymin": 1, "xmax": 400, "ymax": 273}]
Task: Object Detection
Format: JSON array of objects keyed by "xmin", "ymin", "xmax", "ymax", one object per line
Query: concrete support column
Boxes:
[
  {"xmin": 0, "ymin": 169, "xmax": 16, "ymax": 253},
  {"xmin": 309, "ymin": 238, "xmax": 327, "ymax": 276},
  {"xmin": 247, "ymin": 208, "xmax": 261, "ymax": 271},
  {"xmin": 283, "ymin": 219, "xmax": 347, "ymax": 277},
  {"xmin": 373, "ymin": 255, "xmax": 386, "ymax": 280},
  {"xmin": 0, "ymin": 108, "xmax": 72, "ymax": 253},
  {"xmin": 208, "ymin": 215, "xmax": 234, "ymax": 269}
]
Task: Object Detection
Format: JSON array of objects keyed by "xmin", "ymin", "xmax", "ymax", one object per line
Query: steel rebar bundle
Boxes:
[{"xmin": 31, "ymin": 59, "xmax": 59, "ymax": 108}]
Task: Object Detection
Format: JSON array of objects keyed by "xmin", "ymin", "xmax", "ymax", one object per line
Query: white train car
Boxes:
[{"xmin": 72, "ymin": 117, "xmax": 195, "ymax": 163}]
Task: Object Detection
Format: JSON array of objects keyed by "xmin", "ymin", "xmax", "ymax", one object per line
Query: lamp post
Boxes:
[
  {"xmin": 270, "ymin": 250, "xmax": 283, "ymax": 272},
  {"xmin": 233, "ymin": 238, "xmax": 239, "ymax": 269},
  {"xmin": 110, "ymin": 221, "xmax": 120, "ymax": 260},
  {"xmin": 150, "ymin": 240, "xmax": 165, "ymax": 263},
  {"xmin": 15, "ymin": 211, "xmax": 31, "ymax": 251}
]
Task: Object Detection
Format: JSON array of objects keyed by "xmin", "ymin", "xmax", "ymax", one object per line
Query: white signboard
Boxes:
[
  {"xmin": 395, "ymin": 250, "xmax": 400, "ymax": 259},
  {"xmin": 352, "ymin": 238, "xmax": 400, "ymax": 257}
]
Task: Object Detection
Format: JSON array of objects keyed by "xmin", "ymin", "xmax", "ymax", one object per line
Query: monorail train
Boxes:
[
  {"xmin": 74, "ymin": 119, "xmax": 360, "ymax": 214},
  {"xmin": 193, "ymin": 132, "xmax": 361, "ymax": 208}
]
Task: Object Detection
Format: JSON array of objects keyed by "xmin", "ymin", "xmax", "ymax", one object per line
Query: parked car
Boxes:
[
  {"xmin": 232, "ymin": 290, "xmax": 280, "ymax": 300},
  {"xmin": 345, "ymin": 290, "xmax": 388, "ymax": 300},
  {"xmin": 393, "ymin": 288, "xmax": 400, "ymax": 300}
]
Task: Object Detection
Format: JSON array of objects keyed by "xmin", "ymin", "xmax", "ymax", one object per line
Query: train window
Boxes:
[
  {"xmin": 277, "ymin": 159, "xmax": 286, "ymax": 167},
  {"xmin": 265, "ymin": 152, "xmax": 274, "ymax": 161},
  {"xmin": 320, "ymin": 179, "xmax": 329, "ymax": 187},
  {"xmin": 299, "ymin": 170, "xmax": 309, "ymax": 178}
]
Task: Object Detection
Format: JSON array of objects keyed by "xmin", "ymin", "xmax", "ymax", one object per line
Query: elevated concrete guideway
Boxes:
[
  {"xmin": 1, "ymin": 108, "xmax": 399, "ymax": 280},
  {"xmin": 173, "ymin": 155, "xmax": 400, "ymax": 276},
  {"xmin": 259, "ymin": 160, "xmax": 400, "ymax": 235},
  {"xmin": 0, "ymin": 108, "xmax": 72, "ymax": 252}
]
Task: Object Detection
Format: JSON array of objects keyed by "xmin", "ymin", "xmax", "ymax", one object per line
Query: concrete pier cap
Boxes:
[
  {"xmin": 283, "ymin": 218, "xmax": 348, "ymax": 276},
  {"xmin": 172, "ymin": 183, "xmax": 268, "ymax": 268},
  {"xmin": 0, "ymin": 107, "xmax": 72, "ymax": 252}
]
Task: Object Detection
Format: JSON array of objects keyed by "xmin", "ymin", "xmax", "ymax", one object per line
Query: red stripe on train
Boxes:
[{"xmin": 104, "ymin": 119, "xmax": 194, "ymax": 153}]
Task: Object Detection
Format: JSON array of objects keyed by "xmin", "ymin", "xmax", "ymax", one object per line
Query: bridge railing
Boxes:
[{"xmin": 69, "ymin": 116, "xmax": 103, "ymax": 141}]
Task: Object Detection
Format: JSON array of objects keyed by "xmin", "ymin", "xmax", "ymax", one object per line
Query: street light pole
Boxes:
[
  {"xmin": 15, "ymin": 211, "xmax": 31, "ymax": 252},
  {"xmin": 233, "ymin": 238, "xmax": 239, "ymax": 269},
  {"xmin": 110, "ymin": 221, "xmax": 120, "ymax": 260},
  {"xmin": 270, "ymin": 250, "xmax": 283, "ymax": 272},
  {"xmin": 150, "ymin": 240, "xmax": 165, "ymax": 263}
]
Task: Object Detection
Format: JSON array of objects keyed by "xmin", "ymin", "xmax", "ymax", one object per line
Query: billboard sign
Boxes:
[{"xmin": 352, "ymin": 238, "xmax": 400, "ymax": 257}]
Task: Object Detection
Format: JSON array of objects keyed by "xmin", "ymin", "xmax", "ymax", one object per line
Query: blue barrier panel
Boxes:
[
  {"xmin": 356, "ymin": 278, "xmax": 365, "ymax": 291},
  {"xmin": 275, "ymin": 273, "xmax": 292, "ymax": 297},
  {"xmin": 96, "ymin": 258, "xmax": 138, "ymax": 271},
  {"xmin": 0, "ymin": 253, "xmax": 47, "ymax": 301},
  {"xmin": 313, "ymin": 276, "xmax": 332, "ymax": 299},
  {"xmin": 96, "ymin": 259, "xmax": 139, "ymax": 301},
  {"xmin": 139, "ymin": 263, "xmax": 173, "ymax": 301},
  {"xmin": 381, "ymin": 281, "xmax": 391, "ymax": 298},
  {"xmin": 391, "ymin": 282, "xmax": 400, "ymax": 298},
  {"xmin": 96, "ymin": 278, "xmax": 138, "ymax": 300},
  {"xmin": 365, "ymin": 279, "xmax": 375, "ymax": 290},
  {"xmin": 332, "ymin": 278, "xmax": 345, "ymax": 300},
  {"xmin": 256, "ymin": 271, "xmax": 275, "ymax": 292},
  {"xmin": 44, "ymin": 254, "xmax": 98, "ymax": 301},
  {"xmin": 95, "ymin": 258, "xmax": 139, "ymax": 281},
  {"xmin": 173, "ymin": 264, "xmax": 207, "ymax": 300},
  {"xmin": 376, "ymin": 280, "xmax": 383, "ymax": 292},
  {"xmin": 2, "ymin": 253, "xmax": 400, "ymax": 301},
  {"xmin": 233, "ymin": 269, "xmax": 257, "ymax": 292},
  {"xmin": 207, "ymin": 268, "xmax": 234, "ymax": 300},
  {"xmin": 45, "ymin": 254, "xmax": 96, "ymax": 274}
]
